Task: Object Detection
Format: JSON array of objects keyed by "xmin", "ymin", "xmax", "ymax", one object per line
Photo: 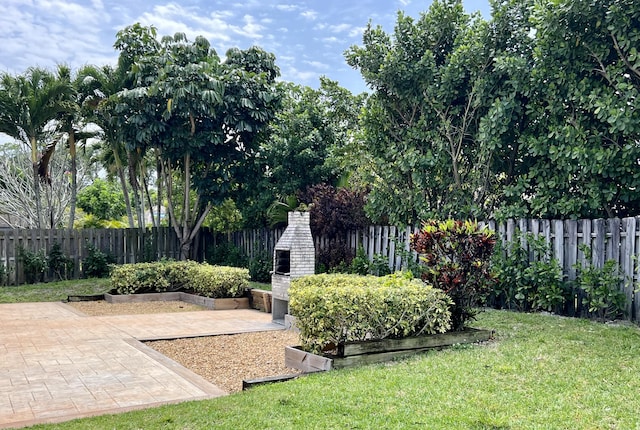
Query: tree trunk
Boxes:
[
  {"xmin": 113, "ymin": 148, "xmax": 135, "ymax": 228},
  {"xmin": 30, "ymin": 137, "xmax": 43, "ymax": 229},
  {"xmin": 67, "ymin": 130, "xmax": 77, "ymax": 230}
]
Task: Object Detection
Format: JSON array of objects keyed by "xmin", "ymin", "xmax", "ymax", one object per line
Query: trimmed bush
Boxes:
[
  {"xmin": 289, "ymin": 273, "xmax": 452, "ymax": 354},
  {"xmin": 110, "ymin": 262, "xmax": 170, "ymax": 295},
  {"xmin": 110, "ymin": 261, "xmax": 249, "ymax": 298},
  {"xmin": 189, "ymin": 265, "xmax": 249, "ymax": 298}
]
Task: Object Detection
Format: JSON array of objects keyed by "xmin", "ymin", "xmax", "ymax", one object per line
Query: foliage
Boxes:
[
  {"xmin": 188, "ymin": 264, "xmax": 249, "ymax": 298},
  {"xmin": 205, "ymin": 199, "xmax": 243, "ymax": 233},
  {"xmin": 410, "ymin": 219, "xmax": 495, "ymax": 330},
  {"xmin": 574, "ymin": 246, "xmax": 627, "ymax": 321},
  {"xmin": 347, "ymin": 248, "xmax": 393, "ymax": 277},
  {"xmin": 238, "ymin": 78, "xmax": 365, "ymax": 228},
  {"xmin": 248, "ymin": 250, "xmax": 272, "ymax": 283},
  {"xmin": 317, "ymin": 241, "xmax": 355, "ymax": 274},
  {"xmin": 110, "ymin": 262, "xmax": 170, "ymax": 294},
  {"xmin": 76, "ymin": 178, "xmax": 126, "ymax": 221},
  {"xmin": 298, "ymin": 183, "xmax": 369, "ymax": 272},
  {"xmin": 0, "ymin": 66, "xmax": 72, "ymax": 228},
  {"xmin": 346, "ymin": 1, "xmax": 495, "ymax": 224},
  {"xmin": 47, "ymin": 242, "xmax": 74, "ymax": 281},
  {"xmin": 289, "ymin": 273, "xmax": 452, "ymax": 354},
  {"xmin": 206, "ymin": 240, "xmax": 247, "ymax": 268},
  {"xmin": 83, "ymin": 243, "xmax": 115, "ymax": 278},
  {"xmin": 492, "ymin": 0, "xmax": 640, "ymax": 218},
  {"xmin": 17, "ymin": 246, "xmax": 47, "ymax": 284},
  {"xmin": 298, "ymin": 183, "xmax": 369, "ymax": 239},
  {"xmin": 348, "ymin": 247, "xmax": 371, "ymax": 275},
  {"xmin": 109, "ymin": 261, "xmax": 248, "ymax": 298},
  {"xmin": 0, "ymin": 263, "xmax": 7, "ymax": 286},
  {"xmin": 490, "ymin": 232, "xmax": 568, "ymax": 312},
  {"xmin": 114, "ymin": 25, "xmax": 281, "ymax": 258}
]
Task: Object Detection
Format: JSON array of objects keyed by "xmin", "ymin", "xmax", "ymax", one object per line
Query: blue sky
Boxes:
[{"xmin": 0, "ymin": 0, "xmax": 490, "ymax": 94}]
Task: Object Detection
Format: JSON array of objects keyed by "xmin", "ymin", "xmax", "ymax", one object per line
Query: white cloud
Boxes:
[
  {"xmin": 235, "ymin": 14, "xmax": 264, "ymax": 39},
  {"xmin": 300, "ymin": 10, "xmax": 318, "ymax": 20},
  {"xmin": 321, "ymin": 36, "xmax": 340, "ymax": 44},
  {"xmin": 349, "ymin": 26, "xmax": 366, "ymax": 38},
  {"xmin": 275, "ymin": 4, "xmax": 299, "ymax": 12},
  {"xmin": 328, "ymin": 23, "xmax": 351, "ymax": 33},
  {"xmin": 304, "ymin": 60, "xmax": 329, "ymax": 70}
]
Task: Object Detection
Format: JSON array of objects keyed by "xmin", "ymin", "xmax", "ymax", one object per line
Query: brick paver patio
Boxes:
[{"xmin": 0, "ymin": 302, "xmax": 282, "ymax": 429}]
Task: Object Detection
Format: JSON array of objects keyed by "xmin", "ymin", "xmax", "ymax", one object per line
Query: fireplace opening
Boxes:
[{"xmin": 274, "ymin": 250, "xmax": 291, "ymax": 275}]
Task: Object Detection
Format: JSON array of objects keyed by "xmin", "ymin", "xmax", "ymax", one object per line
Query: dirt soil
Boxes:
[{"xmin": 66, "ymin": 300, "xmax": 301, "ymax": 394}]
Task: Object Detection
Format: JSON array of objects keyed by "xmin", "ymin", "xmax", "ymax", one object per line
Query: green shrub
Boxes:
[
  {"xmin": 189, "ymin": 265, "xmax": 249, "ymax": 298},
  {"xmin": 410, "ymin": 220, "xmax": 496, "ymax": 331},
  {"xmin": 491, "ymin": 233, "xmax": 568, "ymax": 312},
  {"xmin": 163, "ymin": 260, "xmax": 200, "ymax": 291},
  {"xmin": 248, "ymin": 250, "xmax": 271, "ymax": 283},
  {"xmin": 83, "ymin": 243, "xmax": 115, "ymax": 278},
  {"xmin": 18, "ymin": 246, "xmax": 47, "ymax": 284},
  {"xmin": 206, "ymin": 240, "xmax": 247, "ymax": 268},
  {"xmin": 348, "ymin": 247, "xmax": 370, "ymax": 275},
  {"xmin": 289, "ymin": 273, "xmax": 452, "ymax": 354},
  {"xmin": 47, "ymin": 242, "xmax": 74, "ymax": 281},
  {"xmin": 574, "ymin": 245, "xmax": 627, "ymax": 321},
  {"xmin": 110, "ymin": 262, "xmax": 170, "ymax": 295},
  {"xmin": 110, "ymin": 261, "xmax": 249, "ymax": 298}
]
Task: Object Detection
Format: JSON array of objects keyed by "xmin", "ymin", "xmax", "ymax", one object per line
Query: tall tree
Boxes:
[
  {"xmin": 115, "ymin": 26, "xmax": 281, "ymax": 258},
  {"xmin": 0, "ymin": 67, "xmax": 71, "ymax": 228},
  {"xmin": 509, "ymin": 0, "xmax": 640, "ymax": 218},
  {"xmin": 346, "ymin": 0, "xmax": 493, "ymax": 225},
  {"xmin": 240, "ymin": 78, "xmax": 365, "ymax": 227},
  {"xmin": 77, "ymin": 64, "xmax": 136, "ymax": 227}
]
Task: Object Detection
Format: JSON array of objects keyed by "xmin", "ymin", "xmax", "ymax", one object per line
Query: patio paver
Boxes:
[{"xmin": 0, "ymin": 302, "xmax": 282, "ymax": 429}]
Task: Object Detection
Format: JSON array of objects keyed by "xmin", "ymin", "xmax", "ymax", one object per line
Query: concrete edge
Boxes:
[{"xmin": 124, "ymin": 338, "xmax": 228, "ymax": 398}]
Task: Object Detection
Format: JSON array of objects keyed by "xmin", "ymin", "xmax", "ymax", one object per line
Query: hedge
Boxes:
[
  {"xmin": 110, "ymin": 261, "xmax": 249, "ymax": 298},
  {"xmin": 289, "ymin": 273, "xmax": 453, "ymax": 354}
]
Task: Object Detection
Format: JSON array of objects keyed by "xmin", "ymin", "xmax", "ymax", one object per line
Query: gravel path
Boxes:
[{"xmin": 66, "ymin": 300, "xmax": 301, "ymax": 393}]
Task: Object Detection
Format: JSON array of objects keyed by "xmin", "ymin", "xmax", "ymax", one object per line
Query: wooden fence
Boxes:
[
  {"xmin": 231, "ymin": 217, "xmax": 640, "ymax": 321},
  {"xmin": 0, "ymin": 227, "xmax": 213, "ymax": 285},
  {"xmin": 3, "ymin": 218, "xmax": 639, "ymax": 319}
]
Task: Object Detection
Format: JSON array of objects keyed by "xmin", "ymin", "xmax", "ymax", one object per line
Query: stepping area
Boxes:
[{"xmin": 0, "ymin": 302, "xmax": 282, "ymax": 429}]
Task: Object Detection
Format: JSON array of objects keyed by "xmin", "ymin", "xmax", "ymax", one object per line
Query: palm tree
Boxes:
[
  {"xmin": 77, "ymin": 64, "xmax": 136, "ymax": 228},
  {"xmin": 0, "ymin": 67, "xmax": 71, "ymax": 228}
]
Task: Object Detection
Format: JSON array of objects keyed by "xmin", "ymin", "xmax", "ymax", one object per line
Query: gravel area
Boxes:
[
  {"xmin": 66, "ymin": 300, "xmax": 301, "ymax": 394},
  {"xmin": 148, "ymin": 330, "xmax": 301, "ymax": 393}
]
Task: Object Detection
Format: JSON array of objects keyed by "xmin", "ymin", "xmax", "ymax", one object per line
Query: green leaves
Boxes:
[{"xmin": 289, "ymin": 273, "xmax": 452, "ymax": 354}]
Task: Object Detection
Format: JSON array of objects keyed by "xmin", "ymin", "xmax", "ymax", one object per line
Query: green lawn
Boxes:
[
  {"xmin": 0, "ymin": 278, "xmax": 111, "ymax": 303},
  {"xmin": 22, "ymin": 309, "xmax": 640, "ymax": 429}
]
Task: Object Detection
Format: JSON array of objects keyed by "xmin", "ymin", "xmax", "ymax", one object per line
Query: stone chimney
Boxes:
[{"xmin": 271, "ymin": 211, "xmax": 315, "ymax": 323}]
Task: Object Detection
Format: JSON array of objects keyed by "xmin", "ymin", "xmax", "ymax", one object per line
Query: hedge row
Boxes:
[
  {"xmin": 289, "ymin": 273, "xmax": 452, "ymax": 354},
  {"xmin": 110, "ymin": 261, "xmax": 249, "ymax": 298}
]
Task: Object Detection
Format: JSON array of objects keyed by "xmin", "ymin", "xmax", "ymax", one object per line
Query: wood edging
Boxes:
[
  {"xmin": 104, "ymin": 291, "xmax": 250, "ymax": 310},
  {"xmin": 285, "ymin": 328, "xmax": 493, "ymax": 372}
]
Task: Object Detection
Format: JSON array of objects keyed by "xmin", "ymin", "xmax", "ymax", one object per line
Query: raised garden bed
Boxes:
[
  {"xmin": 104, "ymin": 291, "xmax": 250, "ymax": 310},
  {"xmin": 250, "ymin": 289, "xmax": 272, "ymax": 313},
  {"xmin": 285, "ymin": 328, "xmax": 493, "ymax": 372}
]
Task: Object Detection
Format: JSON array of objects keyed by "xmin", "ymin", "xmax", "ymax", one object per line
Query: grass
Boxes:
[
  {"xmin": 248, "ymin": 281, "xmax": 271, "ymax": 291},
  {"xmin": 0, "ymin": 279, "xmax": 268, "ymax": 303},
  {"xmin": 21, "ymin": 309, "xmax": 640, "ymax": 429},
  {"xmin": 0, "ymin": 278, "xmax": 111, "ymax": 303}
]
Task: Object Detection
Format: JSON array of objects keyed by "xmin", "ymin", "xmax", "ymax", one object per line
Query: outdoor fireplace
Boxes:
[{"xmin": 271, "ymin": 211, "xmax": 315, "ymax": 323}]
